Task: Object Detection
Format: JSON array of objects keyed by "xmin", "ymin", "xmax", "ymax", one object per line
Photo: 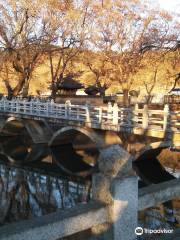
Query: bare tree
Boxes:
[
  {"xmin": 83, "ymin": 51, "xmax": 113, "ymax": 96},
  {"xmin": 0, "ymin": 0, "xmax": 53, "ymax": 97},
  {"xmin": 171, "ymin": 73, "xmax": 180, "ymax": 91},
  {"xmin": 83, "ymin": 1, "xmax": 179, "ymax": 104},
  {"xmin": 168, "ymin": 48, "xmax": 180, "ymax": 91},
  {"xmin": 46, "ymin": 0, "xmax": 90, "ymax": 98},
  {"xmin": 143, "ymin": 67, "xmax": 158, "ymax": 104}
]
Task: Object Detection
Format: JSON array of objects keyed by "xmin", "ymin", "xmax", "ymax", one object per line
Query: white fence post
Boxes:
[
  {"xmin": 134, "ymin": 103, "xmax": 139, "ymax": 124},
  {"xmin": 30, "ymin": 100, "xmax": 33, "ymax": 115},
  {"xmin": 50, "ymin": 99, "xmax": 54, "ymax": 116},
  {"xmin": 14, "ymin": 98, "xmax": 18, "ymax": 112},
  {"xmin": 46, "ymin": 100, "xmax": 50, "ymax": 116},
  {"xmin": 11, "ymin": 98, "xmax": 14, "ymax": 112},
  {"xmin": 142, "ymin": 104, "xmax": 148, "ymax": 129},
  {"xmin": 0, "ymin": 98, "xmax": 2, "ymax": 111},
  {"xmin": 76, "ymin": 105, "xmax": 81, "ymax": 120},
  {"xmin": 22, "ymin": 99, "xmax": 26, "ymax": 114},
  {"xmin": 85, "ymin": 103, "xmax": 91, "ymax": 123},
  {"xmin": 36, "ymin": 99, "xmax": 40, "ymax": 116},
  {"xmin": 163, "ymin": 104, "xmax": 169, "ymax": 131},
  {"xmin": 65, "ymin": 100, "xmax": 71, "ymax": 118},
  {"xmin": 3, "ymin": 97, "xmax": 6, "ymax": 111},
  {"xmin": 107, "ymin": 102, "xmax": 113, "ymax": 123},
  {"xmin": 99, "ymin": 107, "xmax": 102, "ymax": 124},
  {"xmin": 113, "ymin": 103, "xmax": 119, "ymax": 125}
]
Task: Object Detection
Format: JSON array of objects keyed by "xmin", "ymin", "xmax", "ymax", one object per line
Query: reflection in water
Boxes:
[{"xmin": 0, "ymin": 164, "xmax": 91, "ymax": 226}]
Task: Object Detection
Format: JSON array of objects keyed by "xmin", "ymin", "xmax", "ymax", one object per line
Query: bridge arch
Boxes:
[
  {"xmin": 49, "ymin": 127, "xmax": 105, "ymax": 177},
  {"xmin": 133, "ymin": 141, "xmax": 178, "ymax": 185},
  {"xmin": 0, "ymin": 117, "xmax": 49, "ymax": 163},
  {"xmin": 49, "ymin": 126, "xmax": 128, "ymax": 177},
  {"xmin": 1, "ymin": 117, "xmax": 52, "ymax": 143},
  {"xmin": 49, "ymin": 126, "xmax": 107, "ymax": 149},
  {"xmin": 1, "ymin": 117, "xmax": 25, "ymax": 135}
]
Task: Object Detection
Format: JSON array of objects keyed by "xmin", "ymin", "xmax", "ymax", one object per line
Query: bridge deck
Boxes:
[{"xmin": 0, "ymin": 98, "xmax": 179, "ymax": 145}]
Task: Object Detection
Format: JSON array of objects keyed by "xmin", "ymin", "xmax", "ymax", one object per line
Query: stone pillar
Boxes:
[
  {"xmin": 111, "ymin": 176, "xmax": 138, "ymax": 240},
  {"xmin": 92, "ymin": 144, "xmax": 138, "ymax": 240}
]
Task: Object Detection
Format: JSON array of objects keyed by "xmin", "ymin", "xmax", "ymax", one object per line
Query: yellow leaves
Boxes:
[
  {"xmin": 66, "ymin": 8, "xmax": 81, "ymax": 21},
  {"xmin": 143, "ymin": 17, "xmax": 152, "ymax": 28},
  {"xmin": 159, "ymin": 10, "xmax": 173, "ymax": 21},
  {"xmin": 47, "ymin": 0, "xmax": 72, "ymax": 12}
]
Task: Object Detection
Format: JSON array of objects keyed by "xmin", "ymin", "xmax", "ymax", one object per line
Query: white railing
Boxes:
[{"xmin": 0, "ymin": 97, "xmax": 179, "ymax": 133}]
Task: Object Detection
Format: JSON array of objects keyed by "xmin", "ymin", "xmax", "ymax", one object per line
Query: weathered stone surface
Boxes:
[
  {"xmin": 92, "ymin": 173, "xmax": 113, "ymax": 204},
  {"xmin": 98, "ymin": 144, "xmax": 133, "ymax": 177},
  {"xmin": 102, "ymin": 131, "xmax": 122, "ymax": 145},
  {"xmin": 0, "ymin": 201, "xmax": 108, "ymax": 240},
  {"xmin": 111, "ymin": 176, "xmax": 138, "ymax": 240},
  {"xmin": 91, "ymin": 173, "xmax": 114, "ymax": 239},
  {"xmin": 92, "ymin": 144, "xmax": 138, "ymax": 240},
  {"xmin": 92, "ymin": 174, "xmax": 138, "ymax": 240},
  {"xmin": 139, "ymin": 178, "xmax": 180, "ymax": 210}
]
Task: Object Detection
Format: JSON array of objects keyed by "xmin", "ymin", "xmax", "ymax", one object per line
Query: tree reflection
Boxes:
[{"xmin": 0, "ymin": 165, "xmax": 90, "ymax": 225}]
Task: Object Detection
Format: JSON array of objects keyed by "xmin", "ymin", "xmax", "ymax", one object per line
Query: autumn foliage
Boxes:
[{"xmin": 0, "ymin": 0, "xmax": 179, "ymax": 98}]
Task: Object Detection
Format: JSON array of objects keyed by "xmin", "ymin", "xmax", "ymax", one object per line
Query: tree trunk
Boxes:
[
  {"xmin": 170, "ymin": 73, "xmax": 180, "ymax": 92},
  {"xmin": 12, "ymin": 77, "xmax": 26, "ymax": 97},
  {"xmin": 51, "ymin": 73, "xmax": 63, "ymax": 99},
  {"xmin": 21, "ymin": 69, "xmax": 32, "ymax": 97},
  {"xmin": 123, "ymin": 89, "xmax": 129, "ymax": 106},
  {"xmin": 22, "ymin": 79, "xmax": 30, "ymax": 97},
  {"xmin": 4, "ymin": 76, "xmax": 25, "ymax": 98},
  {"xmin": 145, "ymin": 95, "xmax": 152, "ymax": 104},
  {"xmin": 99, "ymin": 87, "xmax": 106, "ymax": 97},
  {"xmin": 51, "ymin": 87, "xmax": 57, "ymax": 99},
  {"xmin": 96, "ymin": 80, "xmax": 106, "ymax": 97},
  {"xmin": 4, "ymin": 80, "xmax": 13, "ymax": 99}
]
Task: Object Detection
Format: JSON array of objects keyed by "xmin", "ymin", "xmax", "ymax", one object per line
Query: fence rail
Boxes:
[
  {"xmin": 0, "ymin": 201, "xmax": 107, "ymax": 240},
  {"xmin": 0, "ymin": 97, "xmax": 179, "ymax": 135}
]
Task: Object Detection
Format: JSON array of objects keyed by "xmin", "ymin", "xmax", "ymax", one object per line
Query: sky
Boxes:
[{"xmin": 157, "ymin": 0, "xmax": 180, "ymax": 13}]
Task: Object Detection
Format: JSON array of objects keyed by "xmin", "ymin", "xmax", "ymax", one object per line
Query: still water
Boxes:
[{"xmin": 0, "ymin": 163, "xmax": 90, "ymax": 226}]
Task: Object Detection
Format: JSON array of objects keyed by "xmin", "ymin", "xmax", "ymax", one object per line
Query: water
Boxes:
[{"xmin": 0, "ymin": 164, "xmax": 90, "ymax": 226}]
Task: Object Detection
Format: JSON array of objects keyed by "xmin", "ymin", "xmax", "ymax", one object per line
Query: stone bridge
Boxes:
[
  {"xmin": 0, "ymin": 97, "xmax": 179, "ymax": 240},
  {"xmin": 0, "ymin": 97, "xmax": 179, "ymax": 144}
]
